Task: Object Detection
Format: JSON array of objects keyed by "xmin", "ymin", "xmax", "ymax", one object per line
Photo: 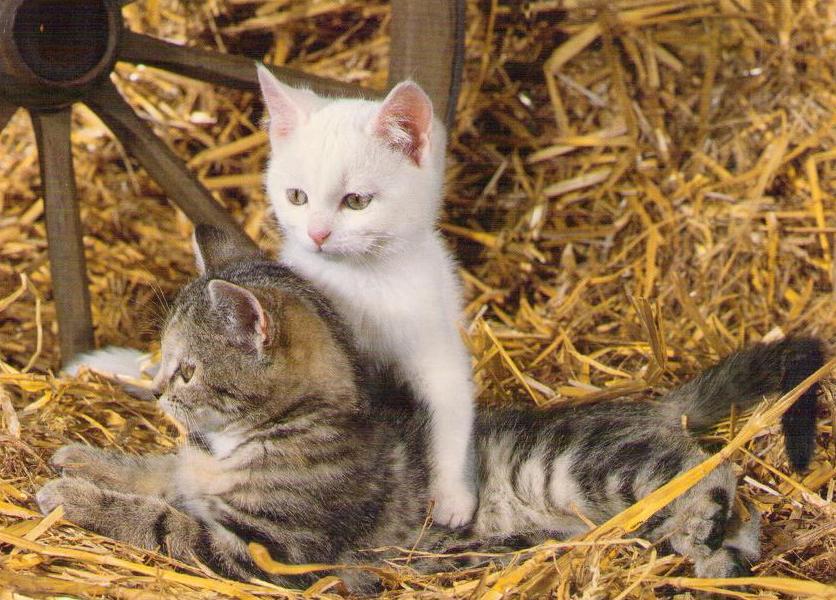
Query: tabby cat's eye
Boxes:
[
  {"xmin": 286, "ymin": 188, "xmax": 308, "ymax": 206},
  {"xmin": 342, "ymin": 192, "xmax": 372, "ymax": 210},
  {"xmin": 177, "ymin": 363, "xmax": 195, "ymax": 384}
]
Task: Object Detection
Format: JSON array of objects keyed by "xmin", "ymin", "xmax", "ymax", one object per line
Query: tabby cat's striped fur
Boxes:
[{"xmin": 38, "ymin": 226, "xmax": 824, "ymax": 590}]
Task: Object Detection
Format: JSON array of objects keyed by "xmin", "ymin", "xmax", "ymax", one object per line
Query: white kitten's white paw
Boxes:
[{"xmin": 431, "ymin": 482, "xmax": 477, "ymax": 528}]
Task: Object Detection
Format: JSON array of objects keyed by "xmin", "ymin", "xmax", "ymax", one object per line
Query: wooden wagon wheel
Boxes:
[{"xmin": 0, "ymin": 0, "xmax": 466, "ymax": 364}]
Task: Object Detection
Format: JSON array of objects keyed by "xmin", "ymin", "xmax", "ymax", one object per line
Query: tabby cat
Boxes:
[{"xmin": 38, "ymin": 226, "xmax": 824, "ymax": 590}]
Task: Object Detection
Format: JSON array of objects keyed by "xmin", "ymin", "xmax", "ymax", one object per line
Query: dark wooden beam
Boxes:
[
  {"xmin": 388, "ymin": 0, "xmax": 465, "ymax": 128},
  {"xmin": 119, "ymin": 31, "xmax": 378, "ymax": 100},
  {"xmin": 30, "ymin": 106, "xmax": 95, "ymax": 363},
  {"xmin": 0, "ymin": 98, "xmax": 17, "ymax": 131},
  {"xmin": 84, "ymin": 80, "xmax": 257, "ymax": 252},
  {"xmin": 0, "ymin": 70, "xmax": 81, "ymax": 109}
]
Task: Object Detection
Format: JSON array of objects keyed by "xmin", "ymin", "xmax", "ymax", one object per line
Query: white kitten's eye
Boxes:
[
  {"xmin": 342, "ymin": 192, "xmax": 372, "ymax": 210},
  {"xmin": 286, "ymin": 189, "xmax": 308, "ymax": 206},
  {"xmin": 176, "ymin": 363, "xmax": 195, "ymax": 384}
]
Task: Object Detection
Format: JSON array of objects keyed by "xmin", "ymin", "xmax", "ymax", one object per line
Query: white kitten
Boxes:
[{"xmin": 257, "ymin": 66, "xmax": 477, "ymax": 526}]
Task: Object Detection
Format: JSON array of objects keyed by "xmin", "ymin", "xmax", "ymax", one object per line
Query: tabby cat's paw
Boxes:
[
  {"xmin": 431, "ymin": 483, "xmax": 477, "ymax": 528},
  {"xmin": 694, "ymin": 547, "xmax": 752, "ymax": 578},
  {"xmin": 50, "ymin": 443, "xmax": 127, "ymax": 489},
  {"xmin": 682, "ymin": 487, "xmax": 732, "ymax": 556},
  {"xmin": 51, "ymin": 443, "xmax": 99, "ymax": 474},
  {"xmin": 36, "ymin": 477, "xmax": 101, "ymax": 525}
]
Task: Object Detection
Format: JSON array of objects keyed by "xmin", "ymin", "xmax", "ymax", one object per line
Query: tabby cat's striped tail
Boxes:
[{"xmin": 661, "ymin": 337, "xmax": 826, "ymax": 471}]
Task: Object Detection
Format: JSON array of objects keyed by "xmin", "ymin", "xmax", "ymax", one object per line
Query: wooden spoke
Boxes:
[
  {"xmin": 0, "ymin": 99, "xmax": 18, "ymax": 132},
  {"xmin": 29, "ymin": 106, "xmax": 95, "ymax": 362},
  {"xmin": 389, "ymin": 0, "xmax": 465, "ymax": 127},
  {"xmin": 83, "ymin": 79, "xmax": 257, "ymax": 251},
  {"xmin": 119, "ymin": 31, "xmax": 376, "ymax": 100}
]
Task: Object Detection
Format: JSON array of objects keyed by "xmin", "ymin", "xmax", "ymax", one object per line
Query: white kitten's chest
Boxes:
[
  {"xmin": 321, "ymin": 265, "xmax": 431, "ymax": 358},
  {"xmin": 282, "ymin": 240, "xmax": 459, "ymax": 362}
]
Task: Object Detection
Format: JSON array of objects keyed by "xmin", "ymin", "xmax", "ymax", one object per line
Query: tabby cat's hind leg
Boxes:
[
  {"xmin": 693, "ymin": 502, "xmax": 760, "ymax": 578},
  {"xmin": 640, "ymin": 467, "xmax": 759, "ymax": 577}
]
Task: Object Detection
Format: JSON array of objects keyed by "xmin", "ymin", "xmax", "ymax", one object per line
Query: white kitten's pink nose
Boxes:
[{"xmin": 308, "ymin": 228, "xmax": 331, "ymax": 247}]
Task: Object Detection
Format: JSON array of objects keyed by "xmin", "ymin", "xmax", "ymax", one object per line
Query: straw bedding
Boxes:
[{"xmin": 0, "ymin": 0, "xmax": 834, "ymax": 597}]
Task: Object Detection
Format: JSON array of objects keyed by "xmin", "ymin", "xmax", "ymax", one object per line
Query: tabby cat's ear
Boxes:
[
  {"xmin": 256, "ymin": 64, "xmax": 316, "ymax": 139},
  {"xmin": 193, "ymin": 224, "xmax": 264, "ymax": 274},
  {"xmin": 208, "ymin": 280, "xmax": 272, "ymax": 354},
  {"xmin": 370, "ymin": 80, "xmax": 433, "ymax": 167}
]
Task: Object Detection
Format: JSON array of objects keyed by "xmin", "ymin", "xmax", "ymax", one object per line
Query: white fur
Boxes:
[
  {"xmin": 62, "ymin": 346, "xmax": 157, "ymax": 400},
  {"xmin": 258, "ymin": 68, "xmax": 477, "ymax": 526},
  {"xmin": 548, "ymin": 452, "xmax": 586, "ymax": 516},
  {"xmin": 205, "ymin": 430, "xmax": 245, "ymax": 460},
  {"xmin": 62, "ymin": 346, "xmax": 148, "ymax": 379},
  {"xmin": 473, "ymin": 435, "xmax": 587, "ymax": 537}
]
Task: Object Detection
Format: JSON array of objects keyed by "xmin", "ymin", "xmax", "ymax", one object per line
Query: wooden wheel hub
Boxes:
[{"xmin": 0, "ymin": 0, "xmax": 120, "ymax": 95}]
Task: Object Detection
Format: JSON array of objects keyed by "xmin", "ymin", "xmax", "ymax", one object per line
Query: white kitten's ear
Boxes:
[
  {"xmin": 370, "ymin": 80, "xmax": 433, "ymax": 166},
  {"xmin": 208, "ymin": 280, "xmax": 272, "ymax": 354},
  {"xmin": 256, "ymin": 64, "xmax": 316, "ymax": 139},
  {"xmin": 193, "ymin": 224, "xmax": 265, "ymax": 274}
]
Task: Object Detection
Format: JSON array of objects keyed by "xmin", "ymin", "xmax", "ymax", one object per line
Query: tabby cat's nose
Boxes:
[{"xmin": 308, "ymin": 228, "xmax": 331, "ymax": 247}]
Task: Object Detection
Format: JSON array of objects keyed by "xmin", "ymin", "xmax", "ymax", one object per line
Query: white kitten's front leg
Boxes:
[{"xmin": 402, "ymin": 341, "xmax": 477, "ymax": 528}]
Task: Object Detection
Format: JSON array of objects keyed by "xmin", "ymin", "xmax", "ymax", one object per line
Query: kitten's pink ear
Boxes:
[
  {"xmin": 208, "ymin": 280, "xmax": 272, "ymax": 354},
  {"xmin": 370, "ymin": 80, "xmax": 433, "ymax": 166},
  {"xmin": 256, "ymin": 64, "xmax": 313, "ymax": 139}
]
